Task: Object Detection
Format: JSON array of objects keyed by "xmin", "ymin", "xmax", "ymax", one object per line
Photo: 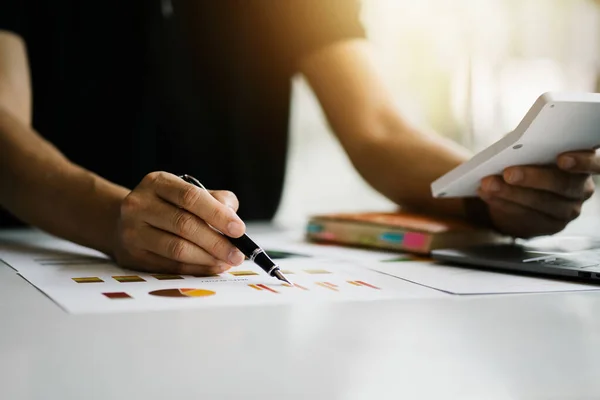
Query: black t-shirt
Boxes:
[{"xmin": 0, "ymin": 0, "xmax": 365, "ymax": 226}]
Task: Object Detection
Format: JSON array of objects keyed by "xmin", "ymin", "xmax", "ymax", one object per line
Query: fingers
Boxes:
[
  {"xmin": 478, "ymin": 178, "xmax": 582, "ymax": 221},
  {"xmin": 498, "ymin": 166, "xmax": 591, "ymax": 200},
  {"xmin": 143, "ymin": 172, "xmax": 245, "ymax": 237},
  {"xmin": 479, "ymin": 196, "xmax": 570, "ymax": 238},
  {"xmin": 557, "ymin": 150, "xmax": 600, "ymax": 174},
  {"xmin": 133, "ymin": 224, "xmax": 231, "ymax": 268},
  {"xmin": 122, "ymin": 249, "xmax": 232, "ymax": 277},
  {"xmin": 140, "ymin": 199, "xmax": 245, "ymax": 265}
]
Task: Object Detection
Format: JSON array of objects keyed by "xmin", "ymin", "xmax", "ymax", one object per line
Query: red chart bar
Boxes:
[
  {"xmin": 356, "ymin": 281, "xmax": 381, "ymax": 290},
  {"xmin": 256, "ymin": 284, "xmax": 279, "ymax": 294}
]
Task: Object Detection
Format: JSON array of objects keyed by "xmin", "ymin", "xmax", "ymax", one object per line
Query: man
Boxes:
[{"xmin": 0, "ymin": 0, "xmax": 597, "ymax": 275}]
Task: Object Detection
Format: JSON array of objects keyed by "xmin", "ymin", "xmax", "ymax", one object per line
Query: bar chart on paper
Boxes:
[{"xmin": 0, "ymin": 240, "xmax": 446, "ymax": 314}]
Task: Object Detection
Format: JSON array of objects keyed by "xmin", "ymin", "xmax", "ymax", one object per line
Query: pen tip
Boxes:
[{"xmin": 273, "ymin": 269, "xmax": 293, "ymax": 285}]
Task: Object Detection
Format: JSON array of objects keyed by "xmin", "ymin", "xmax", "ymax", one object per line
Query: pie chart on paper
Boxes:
[{"xmin": 148, "ymin": 288, "xmax": 216, "ymax": 298}]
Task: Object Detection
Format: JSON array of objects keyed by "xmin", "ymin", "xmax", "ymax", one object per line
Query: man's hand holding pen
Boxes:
[{"xmin": 111, "ymin": 171, "xmax": 246, "ymax": 276}]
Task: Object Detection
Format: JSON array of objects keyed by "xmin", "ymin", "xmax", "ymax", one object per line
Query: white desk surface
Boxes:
[{"xmin": 2, "ymin": 225, "xmax": 600, "ymax": 400}]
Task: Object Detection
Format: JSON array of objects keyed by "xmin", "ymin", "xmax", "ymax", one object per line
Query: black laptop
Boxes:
[{"xmin": 431, "ymin": 236, "xmax": 600, "ymax": 282}]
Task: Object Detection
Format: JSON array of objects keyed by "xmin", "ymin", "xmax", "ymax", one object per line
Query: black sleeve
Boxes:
[
  {"xmin": 256, "ymin": 0, "xmax": 366, "ymax": 67},
  {"xmin": 0, "ymin": 0, "xmax": 28, "ymax": 38}
]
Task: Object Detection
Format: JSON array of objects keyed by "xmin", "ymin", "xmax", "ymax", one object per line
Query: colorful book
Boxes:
[{"xmin": 305, "ymin": 211, "xmax": 507, "ymax": 254}]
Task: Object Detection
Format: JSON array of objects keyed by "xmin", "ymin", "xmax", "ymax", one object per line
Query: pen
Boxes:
[{"xmin": 179, "ymin": 174, "xmax": 293, "ymax": 285}]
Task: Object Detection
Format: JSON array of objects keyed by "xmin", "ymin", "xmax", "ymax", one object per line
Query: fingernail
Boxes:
[
  {"xmin": 228, "ymin": 249, "xmax": 245, "ymax": 265},
  {"xmin": 486, "ymin": 180, "xmax": 501, "ymax": 192},
  {"xmin": 507, "ymin": 169, "xmax": 523, "ymax": 184},
  {"xmin": 560, "ymin": 156, "xmax": 576, "ymax": 170},
  {"xmin": 227, "ymin": 220, "xmax": 245, "ymax": 237}
]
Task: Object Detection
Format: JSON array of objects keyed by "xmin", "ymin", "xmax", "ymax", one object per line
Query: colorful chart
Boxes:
[
  {"xmin": 148, "ymin": 288, "xmax": 216, "ymax": 298},
  {"xmin": 72, "ymin": 277, "xmax": 104, "ymax": 283},
  {"xmin": 103, "ymin": 292, "xmax": 132, "ymax": 299}
]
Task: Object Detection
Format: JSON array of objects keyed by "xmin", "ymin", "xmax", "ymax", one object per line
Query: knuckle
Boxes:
[
  {"xmin": 180, "ymin": 185, "xmax": 202, "ymax": 208},
  {"xmin": 168, "ymin": 239, "xmax": 189, "ymax": 261},
  {"xmin": 144, "ymin": 171, "xmax": 164, "ymax": 185},
  {"xmin": 173, "ymin": 211, "xmax": 197, "ymax": 237},
  {"xmin": 208, "ymin": 204, "xmax": 229, "ymax": 225}
]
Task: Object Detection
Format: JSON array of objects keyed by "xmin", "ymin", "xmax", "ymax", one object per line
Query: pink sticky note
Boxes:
[{"xmin": 402, "ymin": 232, "xmax": 427, "ymax": 249}]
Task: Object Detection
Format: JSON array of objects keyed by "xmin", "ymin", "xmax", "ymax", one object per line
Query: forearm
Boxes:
[
  {"xmin": 300, "ymin": 41, "xmax": 476, "ymax": 220},
  {"xmin": 342, "ymin": 110, "xmax": 473, "ymax": 219},
  {"xmin": 0, "ymin": 107, "xmax": 128, "ymax": 256}
]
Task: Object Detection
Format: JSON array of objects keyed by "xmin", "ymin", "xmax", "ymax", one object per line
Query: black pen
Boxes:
[{"xmin": 179, "ymin": 174, "xmax": 293, "ymax": 285}]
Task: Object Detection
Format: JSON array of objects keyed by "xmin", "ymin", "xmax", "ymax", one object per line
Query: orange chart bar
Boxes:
[
  {"xmin": 72, "ymin": 277, "xmax": 104, "ymax": 283},
  {"xmin": 152, "ymin": 274, "xmax": 183, "ymax": 280},
  {"xmin": 248, "ymin": 284, "xmax": 263, "ymax": 291},
  {"xmin": 316, "ymin": 282, "xmax": 338, "ymax": 292},
  {"xmin": 230, "ymin": 270, "xmax": 259, "ymax": 277},
  {"xmin": 283, "ymin": 283, "xmax": 309, "ymax": 291},
  {"xmin": 347, "ymin": 281, "xmax": 361, "ymax": 287},
  {"xmin": 113, "ymin": 275, "xmax": 146, "ymax": 283},
  {"xmin": 356, "ymin": 281, "xmax": 381, "ymax": 290},
  {"xmin": 304, "ymin": 269, "xmax": 331, "ymax": 275},
  {"xmin": 256, "ymin": 284, "xmax": 279, "ymax": 294}
]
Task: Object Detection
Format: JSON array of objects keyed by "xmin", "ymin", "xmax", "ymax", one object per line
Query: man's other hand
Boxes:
[{"xmin": 477, "ymin": 150, "xmax": 599, "ymax": 238}]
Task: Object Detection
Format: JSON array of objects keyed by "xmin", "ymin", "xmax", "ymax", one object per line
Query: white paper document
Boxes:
[
  {"xmin": 0, "ymin": 234, "xmax": 445, "ymax": 314},
  {"xmin": 369, "ymin": 258, "xmax": 600, "ymax": 295}
]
